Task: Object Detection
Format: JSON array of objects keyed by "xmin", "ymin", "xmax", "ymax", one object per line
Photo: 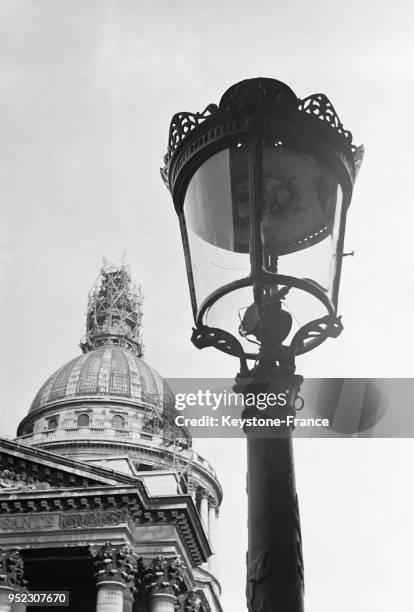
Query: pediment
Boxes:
[
  {"xmin": 0, "ymin": 436, "xmax": 139, "ymax": 491},
  {"xmin": 0, "ymin": 437, "xmax": 212, "ymax": 567}
]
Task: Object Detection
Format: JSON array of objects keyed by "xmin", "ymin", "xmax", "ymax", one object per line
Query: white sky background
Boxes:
[{"xmin": 0, "ymin": 1, "xmax": 413, "ymax": 610}]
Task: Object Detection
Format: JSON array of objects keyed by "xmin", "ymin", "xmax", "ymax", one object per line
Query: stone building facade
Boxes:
[{"xmin": 0, "ymin": 261, "xmax": 222, "ymax": 612}]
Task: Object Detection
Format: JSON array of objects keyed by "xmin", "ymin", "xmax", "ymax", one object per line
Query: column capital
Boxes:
[
  {"xmin": 199, "ymin": 488, "xmax": 210, "ymax": 501},
  {"xmin": 91, "ymin": 542, "xmax": 138, "ymax": 592},
  {"xmin": 183, "ymin": 590, "xmax": 202, "ymax": 611},
  {"xmin": 207, "ymin": 495, "xmax": 217, "ymax": 510},
  {"xmin": 141, "ymin": 555, "xmax": 185, "ymax": 598},
  {"xmin": 0, "ymin": 548, "xmax": 26, "ymax": 590}
]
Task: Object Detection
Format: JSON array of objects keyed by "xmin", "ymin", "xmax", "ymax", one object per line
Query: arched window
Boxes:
[
  {"xmin": 111, "ymin": 414, "xmax": 125, "ymax": 429},
  {"xmin": 47, "ymin": 417, "xmax": 58, "ymax": 430},
  {"xmin": 77, "ymin": 413, "xmax": 90, "ymax": 427}
]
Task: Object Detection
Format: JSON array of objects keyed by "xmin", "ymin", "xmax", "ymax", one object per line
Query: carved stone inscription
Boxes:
[
  {"xmin": 0, "ymin": 510, "xmax": 127, "ymax": 533},
  {"xmin": 0, "ymin": 514, "xmax": 59, "ymax": 532},
  {"xmin": 59, "ymin": 510, "xmax": 127, "ymax": 529}
]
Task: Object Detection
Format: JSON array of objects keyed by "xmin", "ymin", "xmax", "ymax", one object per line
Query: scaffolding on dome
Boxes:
[
  {"xmin": 162, "ymin": 420, "xmax": 193, "ymax": 491},
  {"xmin": 141, "ymin": 392, "xmax": 193, "ymax": 489},
  {"xmin": 80, "ymin": 258, "xmax": 144, "ymax": 356},
  {"xmin": 80, "ymin": 258, "xmax": 193, "ymax": 489}
]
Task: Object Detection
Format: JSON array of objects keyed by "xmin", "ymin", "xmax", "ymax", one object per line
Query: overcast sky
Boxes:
[{"xmin": 1, "ymin": 1, "xmax": 413, "ymax": 610}]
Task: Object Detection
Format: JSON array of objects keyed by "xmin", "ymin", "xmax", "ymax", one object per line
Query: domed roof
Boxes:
[{"xmin": 29, "ymin": 347, "xmax": 175, "ymax": 414}]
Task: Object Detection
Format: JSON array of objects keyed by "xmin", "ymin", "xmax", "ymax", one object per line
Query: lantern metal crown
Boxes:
[{"xmin": 161, "ymin": 78, "xmax": 363, "ymax": 371}]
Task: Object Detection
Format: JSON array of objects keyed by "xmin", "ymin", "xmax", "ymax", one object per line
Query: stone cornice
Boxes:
[{"xmin": 0, "ymin": 483, "xmax": 211, "ymax": 567}]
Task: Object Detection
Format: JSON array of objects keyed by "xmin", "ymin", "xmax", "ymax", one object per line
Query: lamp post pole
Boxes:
[
  {"xmin": 246, "ymin": 423, "xmax": 303, "ymax": 610},
  {"xmin": 161, "ymin": 77, "xmax": 363, "ymax": 611},
  {"xmin": 234, "ymin": 358, "xmax": 304, "ymax": 611}
]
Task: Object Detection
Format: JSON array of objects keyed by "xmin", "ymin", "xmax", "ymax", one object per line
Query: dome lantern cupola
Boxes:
[{"xmin": 80, "ymin": 258, "xmax": 143, "ymax": 357}]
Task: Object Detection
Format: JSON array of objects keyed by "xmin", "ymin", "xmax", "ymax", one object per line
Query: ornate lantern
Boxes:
[
  {"xmin": 161, "ymin": 78, "xmax": 363, "ymax": 371},
  {"xmin": 161, "ymin": 78, "xmax": 363, "ymax": 612}
]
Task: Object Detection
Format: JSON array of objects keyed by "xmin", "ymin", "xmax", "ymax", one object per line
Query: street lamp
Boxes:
[{"xmin": 161, "ymin": 77, "xmax": 363, "ymax": 611}]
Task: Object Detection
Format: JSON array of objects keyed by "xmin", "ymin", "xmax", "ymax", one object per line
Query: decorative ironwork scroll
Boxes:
[
  {"xmin": 299, "ymin": 93, "xmax": 353, "ymax": 142},
  {"xmin": 291, "ymin": 315, "xmax": 343, "ymax": 353},
  {"xmin": 162, "ymin": 78, "xmax": 361, "ymax": 187},
  {"xmin": 164, "ymin": 104, "xmax": 218, "ymax": 166}
]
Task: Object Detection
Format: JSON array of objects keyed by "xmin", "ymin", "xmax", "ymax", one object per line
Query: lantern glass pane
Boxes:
[
  {"xmin": 261, "ymin": 143, "xmax": 344, "ymax": 299},
  {"xmin": 183, "ymin": 146, "xmax": 251, "ymax": 306},
  {"xmin": 183, "ymin": 142, "xmax": 345, "ymax": 337}
]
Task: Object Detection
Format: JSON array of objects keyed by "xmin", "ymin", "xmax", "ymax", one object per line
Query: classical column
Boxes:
[
  {"xmin": 142, "ymin": 556, "xmax": 184, "ymax": 612},
  {"xmin": 207, "ymin": 501, "xmax": 218, "ymax": 573},
  {"xmin": 198, "ymin": 491, "xmax": 209, "ymax": 570},
  {"xmin": 96, "ymin": 585, "xmax": 123, "ymax": 612},
  {"xmin": 92, "ymin": 543, "xmax": 137, "ymax": 612},
  {"xmin": 199, "ymin": 492, "xmax": 209, "ymax": 531},
  {"xmin": 122, "ymin": 589, "xmax": 134, "ymax": 612},
  {"xmin": 10, "ymin": 590, "xmax": 28, "ymax": 612},
  {"xmin": 0, "ymin": 549, "xmax": 26, "ymax": 612},
  {"xmin": 0, "ymin": 590, "xmax": 13, "ymax": 612}
]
